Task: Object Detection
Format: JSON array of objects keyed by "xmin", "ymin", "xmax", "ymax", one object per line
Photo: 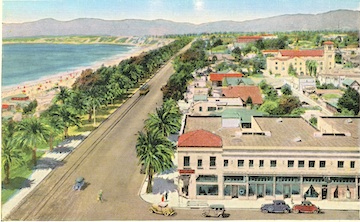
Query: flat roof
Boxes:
[{"xmin": 183, "ymin": 116, "xmax": 359, "ymax": 149}]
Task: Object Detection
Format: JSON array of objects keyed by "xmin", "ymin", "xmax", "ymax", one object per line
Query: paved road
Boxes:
[{"xmin": 6, "ymin": 42, "xmax": 193, "ymax": 221}]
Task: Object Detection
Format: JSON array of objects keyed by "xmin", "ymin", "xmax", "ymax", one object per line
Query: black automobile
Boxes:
[{"xmin": 260, "ymin": 200, "xmax": 291, "ymax": 213}]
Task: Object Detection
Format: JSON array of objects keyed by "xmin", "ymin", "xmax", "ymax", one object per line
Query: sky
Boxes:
[{"xmin": 2, "ymin": 0, "xmax": 360, "ymax": 24}]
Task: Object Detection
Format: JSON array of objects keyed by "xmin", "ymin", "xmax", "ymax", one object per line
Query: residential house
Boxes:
[
  {"xmin": 210, "ymin": 72, "xmax": 244, "ymax": 87},
  {"xmin": 221, "ymin": 85, "xmax": 263, "ymax": 106},
  {"xmin": 342, "ymin": 79, "xmax": 360, "ymax": 91}
]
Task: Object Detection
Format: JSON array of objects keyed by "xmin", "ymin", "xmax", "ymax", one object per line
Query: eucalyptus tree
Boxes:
[
  {"xmin": 15, "ymin": 117, "xmax": 50, "ymax": 166},
  {"xmin": 306, "ymin": 60, "xmax": 318, "ymax": 77},
  {"xmin": 136, "ymin": 130, "xmax": 175, "ymax": 193}
]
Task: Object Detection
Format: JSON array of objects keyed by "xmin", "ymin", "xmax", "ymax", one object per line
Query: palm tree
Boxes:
[
  {"xmin": 15, "ymin": 117, "xmax": 50, "ymax": 166},
  {"xmin": 136, "ymin": 130, "xmax": 175, "ymax": 193},
  {"xmin": 2, "ymin": 137, "xmax": 24, "ymax": 184},
  {"xmin": 49, "ymin": 104, "xmax": 81, "ymax": 138},
  {"xmin": 145, "ymin": 106, "xmax": 181, "ymax": 138},
  {"xmin": 42, "ymin": 116, "xmax": 65, "ymax": 151},
  {"xmin": 53, "ymin": 86, "xmax": 73, "ymax": 104}
]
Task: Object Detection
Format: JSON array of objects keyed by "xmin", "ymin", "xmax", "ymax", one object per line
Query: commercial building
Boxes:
[{"xmin": 177, "ymin": 115, "xmax": 359, "ymax": 202}]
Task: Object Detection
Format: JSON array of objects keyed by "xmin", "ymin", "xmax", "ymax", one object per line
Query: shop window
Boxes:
[
  {"xmin": 249, "ymin": 160, "xmax": 254, "ymax": 167},
  {"xmin": 259, "ymin": 160, "xmax": 264, "ymax": 168},
  {"xmin": 197, "ymin": 159, "xmax": 202, "ymax": 168},
  {"xmin": 224, "ymin": 176, "xmax": 244, "ymax": 183},
  {"xmin": 338, "ymin": 161, "xmax": 344, "ymax": 168},
  {"xmin": 184, "ymin": 156, "xmax": 190, "ymax": 167},
  {"xmin": 197, "ymin": 175, "xmax": 218, "ymax": 182},
  {"xmin": 239, "ymin": 185, "xmax": 247, "ymax": 196},
  {"xmin": 298, "ymin": 160, "xmax": 304, "ymax": 168},
  {"xmin": 266, "ymin": 184, "xmax": 273, "ymax": 195},
  {"xmin": 197, "ymin": 185, "xmax": 218, "ymax": 196},
  {"xmin": 270, "ymin": 160, "xmax": 277, "ymax": 167},
  {"xmin": 224, "ymin": 185, "xmax": 231, "ymax": 196},
  {"xmin": 238, "ymin": 160, "xmax": 244, "ymax": 167},
  {"xmin": 304, "ymin": 185, "xmax": 319, "ymax": 198},
  {"xmin": 210, "ymin": 156, "xmax": 216, "ymax": 167},
  {"xmin": 288, "ymin": 160, "xmax": 294, "ymax": 168},
  {"xmin": 275, "ymin": 184, "xmax": 283, "ymax": 195},
  {"xmin": 249, "ymin": 184, "xmax": 256, "ymax": 196},
  {"xmin": 292, "ymin": 184, "xmax": 300, "ymax": 195},
  {"xmin": 350, "ymin": 161, "xmax": 355, "ymax": 168},
  {"xmin": 320, "ymin": 161, "xmax": 326, "ymax": 168},
  {"xmin": 309, "ymin": 161, "xmax": 315, "ymax": 168},
  {"xmin": 224, "ymin": 159, "xmax": 229, "ymax": 167}
]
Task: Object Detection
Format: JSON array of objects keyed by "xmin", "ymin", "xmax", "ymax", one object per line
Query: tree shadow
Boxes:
[
  {"xmin": 51, "ymin": 146, "xmax": 72, "ymax": 154},
  {"xmin": 2, "ymin": 177, "xmax": 35, "ymax": 190},
  {"xmin": 35, "ymin": 157, "xmax": 64, "ymax": 170},
  {"xmin": 152, "ymin": 177, "xmax": 177, "ymax": 195},
  {"xmin": 159, "ymin": 168, "xmax": 177, "ymax": 175}
]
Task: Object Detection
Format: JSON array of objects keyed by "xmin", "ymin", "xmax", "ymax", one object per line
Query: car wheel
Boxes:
[
  {"xmin": 293, "ymin": 209, "xmax": 299, "ymax": 214},
  {"xmin": 164, "ymin": 211, "xmax": 169, "ymax": 216},
  {"xmin": 202, "ymin": 212, "xmax": 207, "ymax": 217},
  {"xmin": 261, "ymin": 209, "xmax": 268, "ymax": 213},
  {"xmin": 313, "ymin": 210, "xmax": 318, "ymax": 214},
  {"xmin": 149, "ymin": 209, "xmax": 154, "ymax": 213},
  {"xmin": 284, "ymin": 209, "xmax": 289, "ymax": 214}
]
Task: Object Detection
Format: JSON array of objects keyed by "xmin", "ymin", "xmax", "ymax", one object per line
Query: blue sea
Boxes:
[{"xmin": 2, "ymin": 44, "xmax": 139, "ymax": 87}]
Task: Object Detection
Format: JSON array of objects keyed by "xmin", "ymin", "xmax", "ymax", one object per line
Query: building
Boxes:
[
  {"xmin": 177, "ymin": 116, "xmax": 359, "ymax": 202},
  {"xmin": 221, "ymin": 85, "xmax": 263, "ymax": 106},
  {"xmin": 292, "ymin": 76, "xmax": 316, "ymax": 94},
  {"xmin": 235, "ymin": 36, "xmax": 263, "ymax": 48},
  {"xmin": 209, "ymin": 72, "xmax": 244, "ymax": 87},
  {"xmin": 342, "ymin": 79, "xmax": 360, "ymax": 91},
  {"xmin": 266, "ymin": 41, "xmax": 335, "ymax": 76}
]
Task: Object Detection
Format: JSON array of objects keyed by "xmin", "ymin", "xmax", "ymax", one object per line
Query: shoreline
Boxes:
[{"xmin": 1, "ymin": 40, "xmax": 171, "ymax": 112}]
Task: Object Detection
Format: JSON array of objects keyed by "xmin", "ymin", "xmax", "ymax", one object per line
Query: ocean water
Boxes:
[{"xmin": 2, "ymin": 44, "xmax": 138, "ymax": 87}]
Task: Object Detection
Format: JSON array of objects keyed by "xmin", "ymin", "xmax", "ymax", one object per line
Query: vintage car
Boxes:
[
  {"xmin": 73, "ymin": 177, "xmax": 85, "ymax": 191},
  {"xmin": 202, "ymin": 204, "xmax": 226, "ymax": 217},
  {"xmin": 292, "ymin": 201, "xmax": 321, "ymax": 213},
  {"xmin": 149, "ymin": 202, "xmax": 175, "ymax": 216},
  {"xmin": 260, "ymin": 200, "xmax": 291, "ymax": 213}
]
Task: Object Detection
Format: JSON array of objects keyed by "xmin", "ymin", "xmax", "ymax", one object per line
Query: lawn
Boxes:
[{"xmin": 321, "ymin": 94, "xmax": 342, "ymax": 101}]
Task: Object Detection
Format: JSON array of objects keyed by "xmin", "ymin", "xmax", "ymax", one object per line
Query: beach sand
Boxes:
[{"xmin": 1, "ymin": 40, "xmax": 172, "ymax": 115}]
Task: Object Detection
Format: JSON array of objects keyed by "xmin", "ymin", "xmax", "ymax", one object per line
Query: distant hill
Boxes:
[{"xmin": 3, "ymin": 10, "xmax": 360, "ymax": 38}]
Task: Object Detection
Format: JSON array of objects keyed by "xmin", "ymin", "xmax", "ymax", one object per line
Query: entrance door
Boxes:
[
  {"xmin": 257, "ymin": 184, "xmax": 264, "ymax": 198},
  {"xmin": 283, "ymin": 185, "xmax": 291, "ymax": 198},
  {"xmin": 232, "ymin": 185, "xmax": 238, "ymax": 198},
  {"xmin": 322, "ymin": 185, "xmax": 327, "ymax": 200}
]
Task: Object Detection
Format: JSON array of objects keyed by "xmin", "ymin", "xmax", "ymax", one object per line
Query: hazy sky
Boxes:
[{"xmin": 3, "ymin": 0, "xmax": 360, "ymax": 24}]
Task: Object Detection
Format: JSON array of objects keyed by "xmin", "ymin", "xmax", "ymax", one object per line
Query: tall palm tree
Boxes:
[
  {"xmin": 2, "ymin": 137, "xmax": 24, "ymax": 184},
  {"xmin": 53, "ymin": 86, "xmax": 73, "ymax": 104},
  {"xmin": 15, "ymin": 117, "xmax": 50, "ymax": 166},
  {"xmin": 49, "ymin": 104, "xmax": 81, "ymax": 138},
  {"xmin": 42, "ymin": 116, "xmax": 65, "ymax": 151},
  {"xmin": 136, "ymin": 130, "xmax": 175, "ymax": 193},
  {"xmin": 145, "ymin": 106, "xmax": 181, "ymax": 138}
]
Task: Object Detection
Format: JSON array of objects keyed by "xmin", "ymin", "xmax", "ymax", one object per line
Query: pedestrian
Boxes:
[
  {"xmin": 165, "ymin": 192, "xmax": 168, "ymax": 201},
  {"xmin": 98, "ymin": 189, "xmax": 103, "ymax": 202},
  {"xmin": 161, "ymin": 194, "xmax": 165, "ymax": 202}
]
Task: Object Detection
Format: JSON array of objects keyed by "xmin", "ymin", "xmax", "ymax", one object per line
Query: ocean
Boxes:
[{"xmin": 2, "ymin": 44, "xmax": 138, "ymax": 87}]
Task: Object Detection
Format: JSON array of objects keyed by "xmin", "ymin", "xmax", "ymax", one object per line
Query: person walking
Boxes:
[
  {"xmin": 165, "ymin": 192, "xmax": 168, "ymax": 202},
  {"xmin": 98, "ymin": 190, "xmax": 103, "ymax": 202}
]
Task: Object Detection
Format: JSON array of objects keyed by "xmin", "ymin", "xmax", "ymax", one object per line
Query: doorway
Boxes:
[
  {"xmin": 231, "ymin": 185, "xmax": 238, "ymax": 198},
  {"xmin": 257, "ymin": 184, "xmax": 264, "ymax": 198},
  {"xmin": 283, "ymin": 185, "xmax": 291, "ymax": 198},
  {"xmin": 322, "ymin": 185, "xmax": 327, "ymax": 200}
]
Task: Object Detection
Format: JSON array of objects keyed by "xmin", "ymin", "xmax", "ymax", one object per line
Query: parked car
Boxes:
[
  {"xmin": 292, "ymin": 201, "xmax": 321, "ymax": 214},
  {"xmin": 202, "ymin": 204, "xmax": 225, "ymax": 217},
  {"xmin": 73, "ymin": 177, "xmax": 85, "ymax": 191},
  {"xmin": 149, "ymin": 202, "xmax": 175, "ymax": 216},
  {"xmin": 261, "ymin": 200, "xmax": 291, "ymax": 213}
]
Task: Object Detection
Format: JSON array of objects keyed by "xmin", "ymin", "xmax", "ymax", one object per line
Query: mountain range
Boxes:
[{"xmin": 3, "ymin": 10, "xmax": 360, "ymax": 38}]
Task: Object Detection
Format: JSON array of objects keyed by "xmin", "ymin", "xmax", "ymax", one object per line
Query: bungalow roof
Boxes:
[{"xmin": 222, "ymin": 86, "xmax": 263, "ymax": 105}]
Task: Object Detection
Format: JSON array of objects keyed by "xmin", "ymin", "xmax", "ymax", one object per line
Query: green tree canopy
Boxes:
[{"xmin": 338, "ymin": 87, "xmax": 360, "ymax": 115}]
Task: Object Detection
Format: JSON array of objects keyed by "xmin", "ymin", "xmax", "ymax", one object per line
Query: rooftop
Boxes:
[
  {"xmin": 279, "ymin": 49, "xmax": 324, "ymax": 58},
  {"xmin": 222, "ymin": 86, "xmax": 263, "ymax": 105},
  {"xmin": 178, "ymin": 129, "xmax": 222, "ymax": 147},
  {"xmin": 210, "ymin": 73, "xmax": 244, "ymax": 82}
]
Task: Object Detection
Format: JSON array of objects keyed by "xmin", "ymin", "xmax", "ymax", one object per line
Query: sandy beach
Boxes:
[{"xmin": 1, "ymin": 40, "xmax": 171, "ymax": 115}]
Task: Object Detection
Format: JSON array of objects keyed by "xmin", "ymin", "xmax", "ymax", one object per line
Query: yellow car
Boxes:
[{"xmin": 149, "ymin": 202, "xmax": 175, "ymax": 216}]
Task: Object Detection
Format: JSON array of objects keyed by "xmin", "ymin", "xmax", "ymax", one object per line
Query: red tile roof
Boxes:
[
  {"xmin": 210, "ymin": 73, "xmax": 244, "ymax": 81},
  {"xmin": 2, "ymin": 104, "xmax": 9, "ymax": 109},
  {"xmin": 178, "ymin": 130, "xmax": 222, "ymax": 147},
  {"xmin": 279, "ymin": 49, "xmax": 324, "ymax": 58},
  {"xmin": 323, "ymin": 41, "xmax": 334, "ymax": 45},
  {"xmin": 222, "ymin": 86, "xmax": 263, "ymax": 105}
]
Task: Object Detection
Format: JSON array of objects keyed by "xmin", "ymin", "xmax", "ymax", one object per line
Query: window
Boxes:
[
  {"xmin": 320, "ymin": 161, "xmax": 326, "ymax": 168},
  {"xmin": 184, "ymin": 156, "xmax": 190, "ymax": 167},
  {"xmin": 207, "ymin": 107, "xmax": 216, "ymax": 111},
  {"xmin": 197, "ymin": 185, "xmax": 218, "ymax": 196},
  {"xmin": 275, "ymin": 66, "xmax": 278, "ymax": 70},
  {"xmin": 270, "ymin": 160, "xmax": 277, "ymax": 167},
  {"xmin": 338, "ymin": 161, "xmax": 344, "ymax": 168},
  {"xmin": 224, "ymin": 159, "xmax": 229, "ymax": 167},
  {"xmin": 259, "ymin": 160, "xmax": 264, "ymax": 168},
  {"xmin": 197, "ymin": 159, "xmax": 203, "ymax": 168},
  {"xmin": 275, "ymin": 62, "xmax": 278, "ymax": 65},
  {"xmin": 199, "ymin": 107, "xmax": 202, "ymax": 112},
  {"xmin": 238, "ymin": 160, "xmax": 244, "ymax": 167},
  {"xmin": 309, "ymin": 161, "xmax": 315, "ymax": 168},
  {"xmin": 249, "ymin": 160, "xmax": 254, "ymax": 167},
  {"xmin": 210, "ymin": 157, "xmax": 216, "ymax": 167},
  {"xmin": 298, "ymin": 160, "xmax": 304, "ymax": 168},
  {"xmin": 350, "ymin": 161, "xmax": 355, "ymax": 168},
  {"xmin": 288, "ymin": 160, "xmax": 294, "ymax": 168}
]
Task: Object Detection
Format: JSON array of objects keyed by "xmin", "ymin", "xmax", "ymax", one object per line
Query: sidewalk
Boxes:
[
  {"xmin": 1, "ymin": 133, "xmax": 90, "ymax": 219},
  {"xmin": 139, "ymin": 162, "xmax": 360, "ymax": 211}
]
